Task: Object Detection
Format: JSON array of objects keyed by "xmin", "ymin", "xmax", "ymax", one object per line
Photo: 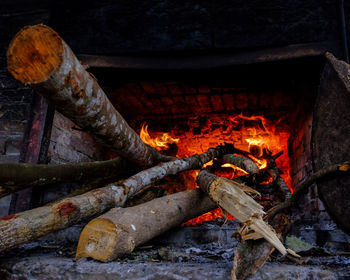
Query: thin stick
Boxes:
[
  {"xmin": 266, "ymin": 161, "xmax": 350, "ymax": 220},
  {"xmin": 0, "ymin": 157, "xmax": 128, "ymax": 198}
]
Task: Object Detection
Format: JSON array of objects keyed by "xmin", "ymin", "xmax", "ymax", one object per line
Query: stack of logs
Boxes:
[{"xmin": 1, "ymin": 25, "xmax": 349, "ymax": 280}]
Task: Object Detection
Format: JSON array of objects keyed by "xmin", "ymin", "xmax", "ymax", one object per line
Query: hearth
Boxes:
[
  {"xmin": 1, "ymin": 24, "xmax": 350, "ymax": 280},
  {"xmin": 91, "ymin": 57, "xmax": 320, "ymax": 223}
]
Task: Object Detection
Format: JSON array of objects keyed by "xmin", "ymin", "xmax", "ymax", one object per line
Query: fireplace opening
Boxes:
[
  {"xmin": 85, "ymin": 56, "xmax": 321, "ymax": 224},
  {"xmin": 2, "ymin": 51, "xmax": 350, "ymax": 279}
]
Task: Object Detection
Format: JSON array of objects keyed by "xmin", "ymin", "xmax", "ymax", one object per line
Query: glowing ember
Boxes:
[
  {"xmin": 140, "ymin": 113, "xmax": 292, "ymax": 225},
  {"xmin": 183, "ymin": 208, "xmax": 234, "ymax": 226}
]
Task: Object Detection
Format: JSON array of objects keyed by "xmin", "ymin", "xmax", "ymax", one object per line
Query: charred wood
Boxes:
[
  {"xmin": 265, "ymin": 152, "xmax": 291, "ymax": 201},
  {"xmin": 220, "ymin": 154, "xmax": 259, "ymax": 175}
]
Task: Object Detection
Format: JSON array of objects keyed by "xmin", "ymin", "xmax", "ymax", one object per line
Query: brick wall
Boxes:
[
  {"xmin": 35, "ymin": 112, "xmax": 104, "ymax": 204},
  {"xmin": 288, "ymin": 84, "xmax": 328, "ymax": 221}
]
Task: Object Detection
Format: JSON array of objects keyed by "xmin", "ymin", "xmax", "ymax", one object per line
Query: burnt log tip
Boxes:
[
  {"xmin": 196, "ymin": 169, "xmax": 217, "ymax": 194},
  {"xmin": 7, "ymin": 24, "xmax": 64, "ymax": 85}
]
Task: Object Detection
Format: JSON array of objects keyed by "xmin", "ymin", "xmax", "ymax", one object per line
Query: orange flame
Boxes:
[
  {"xmin": 139, "ymin": 113, "xmax": 292, "ymax": 225},
  {"xmin": 140, "ymin": 123, "xmax": 179, "ymax": 151}
]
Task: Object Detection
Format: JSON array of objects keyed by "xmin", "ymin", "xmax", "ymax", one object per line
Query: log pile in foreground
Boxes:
[
  {"xmin": 4, "ymin": 24, "xmax": 350, "ymax": 280},
  {"xmin": 0, "ymin": 145, "xmax": 231, "ymax": 253}
]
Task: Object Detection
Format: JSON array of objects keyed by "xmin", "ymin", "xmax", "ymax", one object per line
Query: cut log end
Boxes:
[
  {"xmin": 7, "ymin": 24, "xmax": 63, "ymax": 85},
  {"xmin": 76, "ymin": 218, "xmax": 123, "ymax": 262}
]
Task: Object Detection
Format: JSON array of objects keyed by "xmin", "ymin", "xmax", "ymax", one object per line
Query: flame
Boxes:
[
  {"xmin": 140, "ymin": 123, "xmax": 179, "ymax": 150},
  {"xmin": 139, "ymin": 113, "xmax": 292, "ymax": 225}
]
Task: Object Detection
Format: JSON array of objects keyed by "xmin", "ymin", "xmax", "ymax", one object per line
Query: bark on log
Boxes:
[
  {"xmin": 221, "ymin": 154, "xmax": 259, "ymax": 174},
  {"xmin": 196, "ymin": 169, "xmax": 287, "ymax": 256},
  {"xmin": 76, "ymin": 189, "xmax": 216, "ymax": 261},
  {"xmin": 0, "ymin": 157, "xmax": 128, "ymax": 198},
  {"xmin": 0, "ymin": 145, "xmax": 231, "ymax": 253},
  {"xmin": 6, "ymin": 24, "xmax": 168, "ymax": 169}
]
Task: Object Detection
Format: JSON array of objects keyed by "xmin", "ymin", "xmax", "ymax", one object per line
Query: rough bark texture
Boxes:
[
  {"xmin": 0, "ymin": 145, "xmax": 230, "ymax": 253},
  {"xmin": 6, "ymin": 24, "xmax": 166, "ymax": 169},
  {"xmin": 221, "ymin": 154, "xmax": 259, "ymax": 174},
  {"xmin": 0, "ymin": 157, "xmax": 128, "ymax": 198},
  {"xmin": 76, "ymin": 189, "xmax": 216, "ymax": 262},
  {"xmin": 312, "ymin": 52, "xmax": 350, "ymax": 234},
  {"xmin": 196, "ymin": 170, "xmax": 287, "ymax": 256}
]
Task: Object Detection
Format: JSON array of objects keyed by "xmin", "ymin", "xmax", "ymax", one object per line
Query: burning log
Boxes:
[
  {"xmin": 74, "ymin": 150, "xmax": 271, "ymax": 262},
  {"xmin": 196, "ymin": 169, "xmax": 287, "ymax": 256},
  {"xmin": 7, "ymin": 24, "xmax": 170, "ymax": 169},
  {"xmin": 76, "ymin": 189, "xmax": 216, "ymax": 261},
  {"xmin": 220, "ymin": 154, "xmax": 259, "ymax": 174},
  {"xmin": 0, "ymin": 145, "xmax": 231, "ymax": 253},
  {"xmin": 265, "ymin": 151, "xmax": 291, "ymax": 200},
  {"xmin": 0, "ymin": 157, "xmax": 128, "ymax": 198}
]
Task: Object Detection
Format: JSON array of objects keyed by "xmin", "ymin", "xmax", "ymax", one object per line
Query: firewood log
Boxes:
[
  {"xmin": 266, "ymin": 155, "xmax": 291, "ymax": 200},
  {"xmin": 76, "ymin": 189, "xmax": 216, "ymax": 261},
  {"xmin": 196, "ymin": 169, "xmax": 287, "ymax": 256},
  {"xmin": 0, "ymin": 157, "xmax": 128, "ymax": 198},
  {"xmin": 7, "ymin": 24, "xmax": 170, "ymax": 169},
  {"xmin": 0, "ymin": 145, "xmax": 232, "ymax": 253},
  {"xmin": 220, "ymin": 154, "xmax": 259, "ymax": 174}
]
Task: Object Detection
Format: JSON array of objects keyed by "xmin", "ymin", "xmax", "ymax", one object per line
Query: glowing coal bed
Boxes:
[{"xmin": 138, "ymin": 113, "xmax": 291, "ymax": 226}]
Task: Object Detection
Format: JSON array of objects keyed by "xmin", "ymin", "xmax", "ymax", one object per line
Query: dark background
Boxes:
[
  {"xmin": 0, "ymin": 0, "xmax": 349, "ymax": 55},
  {"xmin": 1, "ymin": 0, "xmax": 349, "ymax": 126}
]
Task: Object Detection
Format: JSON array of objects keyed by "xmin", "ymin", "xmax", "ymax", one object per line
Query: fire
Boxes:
[
  {"xmin": 140, "ymin": 123, "xmax": 179, "ymax": 151},
  {"xmin": 139, "ymin": 113, "xmax": 291, "ymax": 225}
]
